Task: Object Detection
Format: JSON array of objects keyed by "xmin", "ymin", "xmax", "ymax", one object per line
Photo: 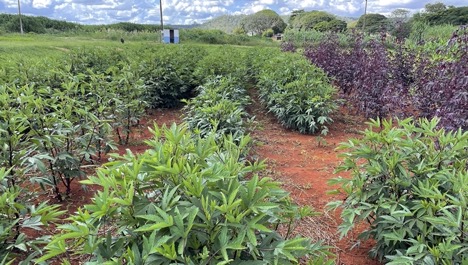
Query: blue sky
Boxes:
[{"xmin": 0, "ymin": 0, "xmax": 467, "ymax": 25}]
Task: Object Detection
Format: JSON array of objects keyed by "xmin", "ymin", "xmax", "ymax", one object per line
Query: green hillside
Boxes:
[{"xmin": 198, "ymin": 14, "xmax": 246, "ymax": 33}]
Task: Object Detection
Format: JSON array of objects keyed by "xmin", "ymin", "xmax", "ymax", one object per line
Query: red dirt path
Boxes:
[{"xmin": 246, "ymin": 93, "xmax": 380, "ymax": 265}]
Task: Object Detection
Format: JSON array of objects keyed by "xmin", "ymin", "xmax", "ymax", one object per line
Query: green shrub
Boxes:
[
  {"xmin": 328, "ymin": 118, "xmax": 468, "ymax": 264},
  {"xmin": 0, "ymin": 168, "xmax": 65, "ymax": 264},
  {"xmin": 282, "ymin": 29, "xmax": 351, "ymax": 48},
  {"xmin": 0, "ymin": 83, "xmax": 116, "ymax": 200},
  {"xmin": 68, "ymin": 47, "xmax": 129, "ymax": 76},
  {"xmin": 262, "ymin": 29, "xmax": 275, "ymax": 38},
  {"xmin": 255, "ymin": 51, "xmax": 337, "ymax": 135},
  {"xmin": 37, "ymin": 124, "xmax": 333, "ymax": 264},
  {"xmin": 183, "ymin": 75, "xmax": 251, "ymax": 142},
  {"xmin": 193, "ymin": 46, "xmax": 250, "ymax": 83},
  {"xmin": 137, "ymin": 45, "xmax": 207, "ymax": 108}
]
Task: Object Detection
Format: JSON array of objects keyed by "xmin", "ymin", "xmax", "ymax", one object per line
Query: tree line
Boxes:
[
  {"xmin": 0, "ymin": 2, "xmax": 466, "ymax": 37},
  {"xmin": 0, "ymin": 14, "xmax": 162, "ymax": 34}
]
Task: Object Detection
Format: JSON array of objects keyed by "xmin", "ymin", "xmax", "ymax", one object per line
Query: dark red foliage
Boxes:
[
  {"xmin": 413, "ymin": 26, "xmax": 468, "ymax": 130},
  {"xmin": 280, "ymin": 41, "xmax": 297, "ymax": 53},
  {"xmin": 302, "ymin": 27, "xmax": 467, "ymax": 130}
]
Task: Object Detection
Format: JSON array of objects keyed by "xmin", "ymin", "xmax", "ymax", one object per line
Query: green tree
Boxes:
[
  {"xmin": 356, "ymin": 13, "xmax": 388, "ymax": 33},
  {"xmin": 313, "ymin": 19, "xmax": 347, "ymax": 32},
  {"xmin": 233, "ymin": 26, "xmax": 245, "ymax": 35},
  {"xmin": 291, "ymin": 11, "xmax": 335, "ymax": 31},
  {"xmin": 241, "ymin": 9, "xmax": 286, "ymax": 35},
  {"xmin": 262, "ymin": 28, "xmax": 275, "ymax": 37},
  {"xmin": 389, "ymin": 9, "xmax": 411, "ymax": 40},
  {"xmin": 424, "ymin": 2, "xmax": 447, "ymax": 13},
  {"xmin": 425, "ymin": 6, "xmax": 468, "ymax": 26},
  {"xmin": 390, "ymin": 8, "xmax": 410, "ymax": 24},
  {"xmin": 288, "ymin": 9, "xmax": 305, "ymax": 28},
  {"xmin": 412, "ymin": 6, "xmax": 468, "ymax": 26}
]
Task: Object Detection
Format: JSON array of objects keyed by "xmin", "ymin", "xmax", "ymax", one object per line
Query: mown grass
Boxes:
[{"xmin": 0, "ymin": 31, "xmax": 278, "ymax": 61}]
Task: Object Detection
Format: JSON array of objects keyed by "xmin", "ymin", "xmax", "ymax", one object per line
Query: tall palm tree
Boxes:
[{"xmin": 17, "ymin": 0, "xmax": 24, "ymax": 34}]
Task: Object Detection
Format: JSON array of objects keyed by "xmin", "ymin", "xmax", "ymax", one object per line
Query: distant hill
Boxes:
[
  {"xmin": 281, "ymin": 15, "xmax": 291, "ymax": 24},
  {"xmin": 198, "ymin": 14, "xmax": 246, "ymax": 33},
  {"xmin": 199, "ymin": 13, "xmax": 357, "ymax": 33}
]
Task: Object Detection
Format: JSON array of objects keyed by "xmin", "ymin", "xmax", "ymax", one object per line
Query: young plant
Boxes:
[
  {"xmin": 281, "ymin": 41, "xmax": 297, "ymax": 53},
  {"xmin": 256, "ymin": 51, "xmax": 338, "ymax": 135},
  {"xmin": 138, "ymin": 45, "xmax": 206, "ymax": 108},
  {"xmin": 108, "ymin": 64, "xmax": 147, "ymax": 145},
  {"xmin": 193, "ymin": 46, "xmax": 250, "ymax": 83},
  {"xmin": 328, "ymin": 118, "xmax": 468, "ymax": 264},
  {"xmin": 183, "ymin": 75, "xmax": 252, "ymax": 143},
  {"xmin": 0, "ymin": 167, "xmax": 65, "ymax": 264},
  {"xmin": 38, "ymin": 124, "xmax": 333, "ymax": 264}
]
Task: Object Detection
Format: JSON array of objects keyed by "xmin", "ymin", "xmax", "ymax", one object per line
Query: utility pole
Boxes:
[
  {"xmin": 159, "ymin": 0, "xmax": 164, "ymax": 42},
  {"xmin": 362, "ymin": 0, "xmax": 368, "ymax": 32},
  {"xmin": 17, "ymin": 0, "xmax": 24, "ymax": 34}
]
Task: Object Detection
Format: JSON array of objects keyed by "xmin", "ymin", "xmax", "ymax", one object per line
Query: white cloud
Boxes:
[
  {"xmin": 242, "ymin": 4, "xmax": 267, "ymax": 14},
  {"xmin": 32, "ymin": 0, "xmax": 52, "ymax": 9},
  {"xmin": 3, "ymin": 0, "xmax": 32, "ymax": 8},
  {"xmin": 373, "ymin": 0, "xmax": 414, "ymax": 7},
  {"xmin": 279, "ymin": 6, "xmax": 290, "ymax": 14}
]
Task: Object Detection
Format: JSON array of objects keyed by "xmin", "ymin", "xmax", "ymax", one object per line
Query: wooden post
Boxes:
[
  {"xmin": 17, "ymin": 0, "xmax": 24, "ymax": 34},
  {"xmin": 160, "ymin": 0, "xmax": 164, "ymax": 42}
]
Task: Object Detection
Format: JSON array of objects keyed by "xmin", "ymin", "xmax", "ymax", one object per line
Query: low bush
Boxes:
[
  {"xmin": 328, "ymin": 118, "xmax": 468, "ymax": 264},
  {"xmin": 255, "ymin": 51, "xmax": 337, "ymax": 135},
  {"xmin": 0, "ymin": 168, "xmax": 65, "ymax": 264},
  {"xmin": 137, "ymin": 45, "xmax": 207, "ymax": 108},
  {"xmin": 37, "ymin": 124, "xmax": 333, "ymax": 264},
  {"xmin": 183, "ymin": 75, "xmax": 251, "ymax": 143},
  {"xmin": 281, "ymin": 41, "xmax": 297, "ymax": 53},
  {"xmin": 303, "ymin": 27, "xmax": 467, "ymax": 131},
  {"xmin": 193, "ymin": 46, "xmax": 250, "ymax": 84}
]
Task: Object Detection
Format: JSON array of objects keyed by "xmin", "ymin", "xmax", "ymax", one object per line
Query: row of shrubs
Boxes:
[
  {"xmin": 252, "ymin": 49, "xmax": 338, "ymax": 135},
  {"xmin": 0, "ymin": 43, "xmax": 339, "ymax": 263},
  {"xmin": 329, "ymin": 118, "xmax": 468, "ymax": 264},
  {"xmin": 36, "ymin": 124, "xmax": 334, "ymax": 264},
  {"xmin": 303, "ymin": 26, "xmax": 467, "ymax": 131},
  {"xmin": 2, "ymin": 34, "xmax": 466, "ymax": 265},
  {"xmin": 184, "ymin": 75, "xmax": 252, "ymax": 143},
  {"xmin": 294, "ymin": 27, "xmax": 468, "ymax": 264}
]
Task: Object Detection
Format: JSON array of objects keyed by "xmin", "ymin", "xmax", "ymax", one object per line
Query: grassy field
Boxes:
[
  {"xmin": 0, "ymin": 34, "xmax": 153, "ymax": 59},
  {"xmin": 0, "ymin": 32, "xmax": 277, "ymax": 61}
]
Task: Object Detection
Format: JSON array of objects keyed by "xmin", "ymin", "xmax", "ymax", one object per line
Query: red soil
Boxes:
[{"xmin": 247, "ymin": 94, "xmax": 380, "ymax": 265}]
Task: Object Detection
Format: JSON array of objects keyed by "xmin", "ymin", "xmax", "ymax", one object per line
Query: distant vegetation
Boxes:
[
  {"xmin": 239, "ymin": 9, "xmax": 286, "ymax": 35},
  {"xmin": 0, "ymin": 2, "xmax": 466, "ymax": 45},
  {"xmin": 0, "ymin": 13, "xmax": 277, "ymax": 46},
  {"xmin": 198, "ymin": 14, "xmax": 246, "ymax": 33},
  {"xmin": 288, "ymin": 10, "xmax": 347, "ymax": 33},
  {"xmin": 0, "ymin": 13, "xmax": 81, "ymax": 33},
  {"xmin": 415, "ymin": 4, "xmax": 468, "ymax": 26},
  {"xmin": 0, "ymin": 14, "xmax": 162, "ymax": 34}
]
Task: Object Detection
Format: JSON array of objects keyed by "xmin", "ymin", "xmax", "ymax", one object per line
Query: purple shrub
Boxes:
[
  {"xmin": 302, "ymin": 26, "xmax": 467, "ymax": 130},
  {"xmin": 280, "ymin": 41, "xmax": 296, "ymax": 53},
  {"xmin": 413, "ymin": 26, "xmax": 468, "ymax": 130},
  {"xmin": 351, "ymin": 37, "xmax": 396, "ymax": 119},
  {"xmin": 304, "ymin": 33, "xmax": 358, "ymax": 95},
  {"xmin": 305, "ymin": 33, "xmax": 405, "ymax": 119}
]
